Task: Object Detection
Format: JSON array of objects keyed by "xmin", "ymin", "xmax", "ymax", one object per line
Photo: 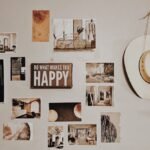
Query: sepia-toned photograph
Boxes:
[
  {"xmin": 11, "ymin": 57, "xmax": 26, "ymax": 81},
  {"xmin": 32, "ymin": 10, "xmax": 50, "ymax": 42},
  {"xmin": 53, "ymin": 19, "xmax": 96, "ymax": 51},
  {"xmin": 0, "ymin": 33, "xmax": 16, "ymax": 52},
  {"xmin": 86, "ymin": 63, "xmax": 114, "ymax": 83},
  {"xmin": 12, "ymin": 98, "xmax": 41, "ymax": 119},
  {"xmin": 3, "ymin": 122, "xmax": 32, "ymax": 140},
  {"xmin": 48, "ymin": 126, "xmax": 64, "ymax": 149},
  {"xmin": 0, "ymin": 60, "xmax": 4, "ymax": 102},
  {"xmin": 48, "ymin": 102, "xmax": 81, "ymax": 122},
  {"xmin": 68, "ymin": 124, "xmax": 97, "ymax": 145},
  {"xmin": 86, "ymin": 86, "xmax": 113, "ymax": 106},
  {"xmin": 101, "ymin": 112, "xmax": 120, "ymax": 143}
]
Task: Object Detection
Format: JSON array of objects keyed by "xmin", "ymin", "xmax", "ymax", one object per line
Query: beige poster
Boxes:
[{"xmin": 32, "ymin": 10, "xmax": 49, "ymax": 42}]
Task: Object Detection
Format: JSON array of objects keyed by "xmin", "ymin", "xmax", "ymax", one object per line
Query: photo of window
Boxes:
[
  {"xmin": 48, "ymin": 126, "xmax": 64, "ymax": 149},
  {"xmin": 0, "ymin": 33, "xmax": 16, "ymax": 52},
  {"xmin": 68, "ymin": 124, "xmax": 97, "ymax": 145},
  {"xmin": 0, "ymin": 60, "xmax": 4, "ymax": 102},
  {"xmin": 53, "ymin": 19, "xmax": 96, "ymax": 51},
  {"xmin": 11, "ymin": 57, "xmax": 26, "ymax": 81},
  {"xmin": 86, "ymin": 86, "xmax": 113, "ymax": 106},
  {"xmin": 86, "ymin": 63, "xmax": 114, "ymax": 83},
  {"xmin": 12, "ymin": 98, "xmax": 41, "ymax": 119}
]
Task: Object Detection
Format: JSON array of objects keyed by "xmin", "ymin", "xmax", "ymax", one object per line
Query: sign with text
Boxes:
[{"xmin": 31, "ymin": 63, "xmax": 73, "ymax": 88}]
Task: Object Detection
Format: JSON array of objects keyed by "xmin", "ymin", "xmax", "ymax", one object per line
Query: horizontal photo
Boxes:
[
  {"xmin": 0, "ymin": 33, "xmax": 16, "ymax": 52},
  {"xmin": 101, "ymin": 112, "xmax": 120, "ymax": 143},
  {"xmin": 3, "ymin": 122, "xmax": 32, "ymax": 140},
  {"xmin": 53, "ymin": 19, "xmax": 96, "ymax": 51},
  {"xmin": 68, "ymin": 124, "xmax": 97, "ymax": 145},
  {"xmin": 48, "ymin": 102, "xmax": 81, "ymax": 122},
  {"xmin": 86, "ymin": 86, "xmax": 113, "ymax": 106},
  {"xmin": 86, "ymin": 63, "xmax": 114, "ymax": 83},
  {"xmin": 12, "ymin": 98, "xmax": 41, "ymax": 119},
  {"xmin": 48, "ymin": 126, "xmax": 64, "ymax": 149}
]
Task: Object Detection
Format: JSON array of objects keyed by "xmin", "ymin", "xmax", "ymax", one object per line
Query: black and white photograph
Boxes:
[
  {"xmin": 0, "ymin": 60, "xmax": 4, "ymax": 102},
  {"xmin": 48, "ymin": 102, "xmax": 81, "ymax": 122},
  {"xmin": 48, "ymin": 126, "xmax": 64, "ymax": 149},
  {"xmin": 11, "ymin": 57, "xmax": 26, "ymax": 81},
  {"xmin": 86, "ymin": 86, "xmax": 113, "ymax": 106},
  {"xmin": 12, "ymin": 98, "xmax": 41, "ymax": 119},
  {"xmin": 86, "ymin": 63, "xmax": 114, "ymax": 83},
  {"xmin": 68, "ymin": 124, "xmax": 97, "ymax": 145},
  {"xmin": 53, "ymin": 19, "xmax": 96, "ymax": 51},
  {"xmin": 3, "ymin": 122, "xmax": 32, "ymax": 140},
  {"xmin": 101, "ymin": 112, "xmax": 120, "ymax": 143},
  {"xmin": 0, "ymin": 33, "xmax": 16, "ymax": 52}
]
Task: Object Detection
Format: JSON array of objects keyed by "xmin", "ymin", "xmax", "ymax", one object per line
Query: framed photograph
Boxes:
[
  {"xmin": 0, "ymin": 33, "xmax": 16, "ymax": 52},
  {"xmin": 31, "ymin": 63, "xmax": 73, "ymax": 89},
  {"xmin": 12, "ymin": 98, "xmax": 41, "ymax": 119},
  {"xmin": 86, "ymin": 85, "xmax": 113, "ymax": 106},
  {"xmin": 11, "ymin": 57, "xmax": 26, "ymax": 81},
  {"xmin": 53, "ymin": 19, "xmax": 96, "ymax": 51},
  {"xmin": 86, "ymin": 63, "xmax": 114, "ymax": 83},
  {"xmin": 0, "ymin": 60, "xmax": 4, "ymax": 102},
  {"xmin": 32, "ymin": 10, "xmax": 50, "ymax": 42},
  {"xmin": 101, "ymin": 112, "xmax": 120, "ymax": 143},
  {"xmin": 3, "ymin": 122, "xmax": 32, "ymax": 140},
  {"xmin": 48, "ymin": 126, "xmax": 64, "ymax": 149},
  {"xmin": 48, "ymin": 102, "xmax": 81, "ymax": 122},
  {"xmin": 68, "ymin": 124, "xmax": 97, "ymax": 145}
]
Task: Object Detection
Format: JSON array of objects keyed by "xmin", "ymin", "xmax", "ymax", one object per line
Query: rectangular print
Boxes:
[
  {"xmin": 11, "ymin": 57, "xmax": 26, "ymax": 81},
  {"xmin": 3, "ymin": 122, "xmax": 32, "ymax": 140},
  {"xmin": 0, "ymin": 60, "xmax": 4, "ymax": 102},
  {"xmin": 0, "ymin": 33, "xmax": 16, "ymax": 52},
  {"xmin": 32, "ymin": 10, "xmax": 50, "ymax": 42},
  {"xmin": 31, "ymin": 63, "xmax": 72, "ymax": 88},
  {"xmin": 86, "ymin": 86, "xmax": 113, "ymax": 106},
  {"xmin": 48, "ymin": 126, "xmax": 64, "ymax": 149},
  {"xmin": 54, "ymin": 19, "xmax": 96, "ymax": 51},
  {"xmin": 86, "ymin": 63, "xmax": 114, "ymax": 83},
  {"xmin": 12, "ymin": 98, "xmax": 41, "ymax": 119},
  {"xmin": 48, "ymin": 102, "xmax": 81, "ymax": 122},
  {"xmin": 68, "ymin": 124, "xmax": 97, "ymax": 145},
  {"xmin": 101, "ymin": 112, "xmax": 120, "ymax": 143}
]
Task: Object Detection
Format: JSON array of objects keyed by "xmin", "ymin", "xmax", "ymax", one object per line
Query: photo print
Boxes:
[
  {"xmin": 3, "ymin": 122, "xmax": 32, "ymax": 140},
  {"xmin": 86, "ymin": 63, "xmax": 114, "ymax": 83},
  {"xmin": 32, "ymin": 10, "xmax": 50, "ymax": 42},
  {"xmin": 101, "ymin": 112, "xmax": 120, "ymax": 143},
  {"xmin": 0, "ymin": 60, "xmax": 4, "ymax": 102},
  {"xmin": 0, "ymin": 33, "xmax": 16, "ymax": 52},
  {"xmin": 53, "ymin": 19, "xmax": 96, "ymax": 51},
  {"xmin": 86, "ymin": 86, "xmax": 113, "ymax": 106},
  {"xmin": 12, "ymin": 98, "xmax": 41, "ymax": 119},
  {"xmin": 68, "ymin": 124, "xmax": 97, "ymax": 145},
  {"xmin": 11, "ymin": 57, "xmax": 26, "ymax": 81},
  {"xmin": 48, "ymin": 102, "xmax": 81, "ymax": 122},
  {"xmin": 48, "ymin": 126, "xmax": 64, "ymax": 149}
]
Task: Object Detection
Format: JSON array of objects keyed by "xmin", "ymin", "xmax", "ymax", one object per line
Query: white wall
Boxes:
[{"xmin": 0, "ymin": 0, "xmax": 150, "ymax": 149}]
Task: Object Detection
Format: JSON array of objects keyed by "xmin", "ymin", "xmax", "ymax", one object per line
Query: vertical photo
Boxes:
[
  {"xmin": 101, "ymin": 112, "xmax": 120, "ymax": 143},
  {"xmin": 48, "ymin": 102, "xmax": 81, "ymax": 122},
  {"xmin": 3, "ymin": 122, "xmax": 32, "ymax": 140},
  {"xmin": 0, "ymin": 33, "xmax": 16, "ymax": 52},
  {"xmin": 53, "ymin": 19, "xmax": 96, "ymax": 51},
  {"xmin": 11, "ymin": 57, "xmax": 26, "ymax": 81},
  {"xmin": 86, "ymin": 63, "xmax": 114, "ymax": 83},
  {"xmin": 12, "ymin": 98, "xmax": 41, "ymax": 119},
  {"xmin": 0, "ymin": 60, "xmax": 4, "ymax": 102},
  {"xmin": 86, "ymin": 86, "xmax": 113, "ymax": 106},
  {"xmin": 48, "ymin": 126, "xmax": 64, "ymax": 149},
  {"xmin": 32, "ymin": 10, "xmax": 50, "ymax": 42},
  {"xmin": 68, "ymin": 124, "xmax": 97, "ymax": 145}
]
